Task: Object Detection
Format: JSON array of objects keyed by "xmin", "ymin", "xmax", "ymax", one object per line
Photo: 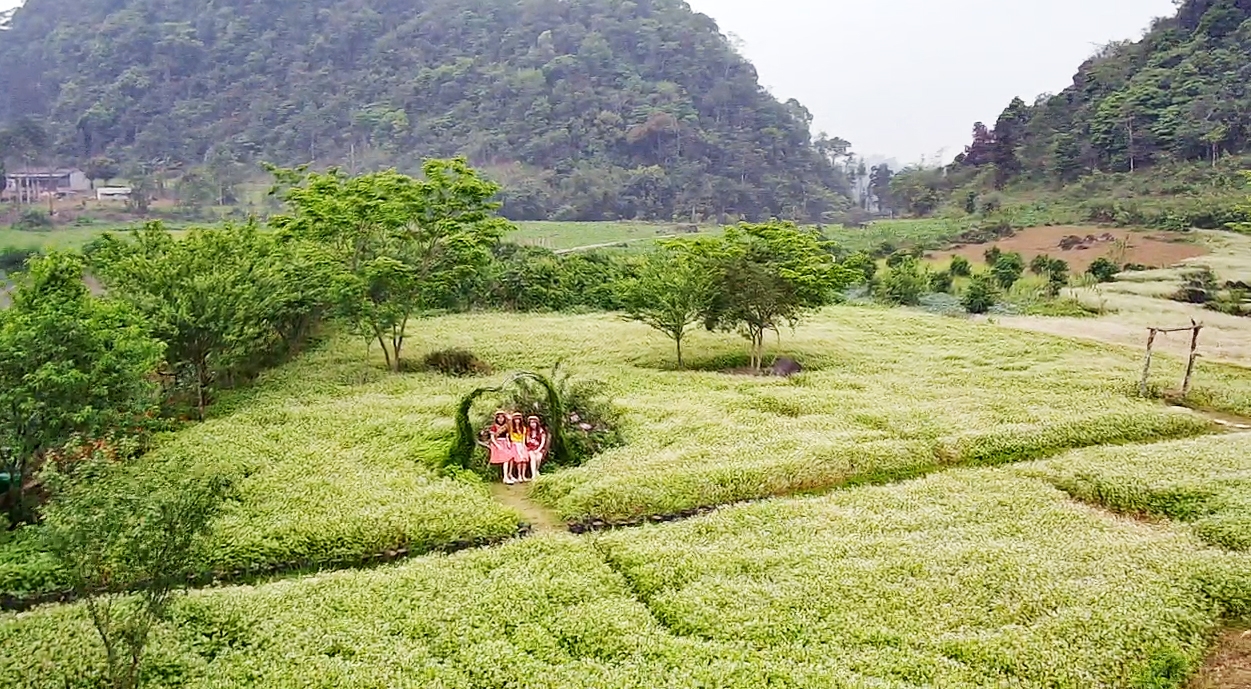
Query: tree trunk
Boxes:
[
  {"xmin": 375, "ymin": 333, "xmax": 393, "ymax": 372},
  {"xmin": 675, "ymin": 335, "xmax": 684, "ymax": 370},
  {"xmin": 195, "ymin": 360, "xmax": 209, "ymax": 419}
]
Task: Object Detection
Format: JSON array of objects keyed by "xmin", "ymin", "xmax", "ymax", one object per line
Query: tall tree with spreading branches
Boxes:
[{"xmin": 269, "ymin": 158, "xmax": 510, "ymax": 371}]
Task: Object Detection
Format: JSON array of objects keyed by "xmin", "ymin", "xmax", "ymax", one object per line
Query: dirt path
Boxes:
[
  {"xmin": 489, "ymin": 483, "xmax": 565, "ymax": 533},
  {"xmin": 1190, "ymin": 628, "xmax": 1251, "ymax": 689},
  {"xmin": 1171, "ymin": 406, "xmax": 1251, "ymax": 431}
]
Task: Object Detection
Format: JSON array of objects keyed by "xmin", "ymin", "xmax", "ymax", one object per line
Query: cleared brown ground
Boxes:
[
  {"xmin": 1189, "ymin": 628, "xmax": 1251, "ymax": 689},
  {"xmin": 929, "ymin": 225, "xmax": 1208, "ymax": 272},
  {"xmin": 993, "ymin": 231, "xmax": 1251, "ymax": 368}
]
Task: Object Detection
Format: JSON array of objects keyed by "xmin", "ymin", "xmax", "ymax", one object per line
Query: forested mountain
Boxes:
[
  {"xmin": 952, "ymin": 0, "xmax": 1251, "ymax": 187},
  {"xmin": 0, "ymin": 0, "xmax": 854, "ymax": 221}
]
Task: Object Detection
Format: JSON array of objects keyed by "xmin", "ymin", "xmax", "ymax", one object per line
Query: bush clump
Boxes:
[
  {"xmin": 1087, "ymin": 257, "xmax": 1120, "ymax": 283},
  {"xmin": 422, "ymin": 348, "xmax": 492, "ymax": 377},
  {"xmin": 962, "ymin": 273, "xmax": 999, "ymax": 314}
]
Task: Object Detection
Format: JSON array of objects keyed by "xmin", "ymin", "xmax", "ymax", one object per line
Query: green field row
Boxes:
[
  {"xmin": 1019, "ymin": 433, "xmax": 1251, "ymax": 552},
  {"xmin": 3, "ymin": 469, "xmax": 1246, "ymax": 688}
]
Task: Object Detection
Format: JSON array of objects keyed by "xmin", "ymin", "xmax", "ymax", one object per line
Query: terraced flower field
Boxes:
[
  {"xmin": 8, "ymin": 305, "xmax": 1251, "ymax": 599},
  {"xmin": 3, "ymin": 469, "xmax": 1247, "ymax": 688}
]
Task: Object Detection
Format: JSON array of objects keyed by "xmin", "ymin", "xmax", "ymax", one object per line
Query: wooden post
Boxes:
[
  {"xmin": 1181, "ymin": 321, "xmax": 1203, "ymax": 396},
  {"xmin": 1140, "ymin": 328, "xmax": 1158, "ymax": 397}
]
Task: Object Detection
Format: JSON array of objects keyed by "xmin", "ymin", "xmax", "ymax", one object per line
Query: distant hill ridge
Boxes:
[{"xmin": 0, "ymin": 0, "xmax": 853, "ymax": 222}]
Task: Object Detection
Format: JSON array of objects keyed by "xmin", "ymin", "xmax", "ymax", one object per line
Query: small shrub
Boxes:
[
  {"xmin": 929, "ymin": 269, "xmax": 954, "ymax": 294},
  {"xmin": 841, "ymin": 252, "xmax": 877, "ymax": 284},
  {"xmin": 422, "ymin": 348, "xmax": 492, "ymax": 377},
  {"xmin": 1045, "ymin": 259, "xmax": 1070, "ymax": 298},
  {"xmin": 12, "ymin": 209, "xmax": 53, "ymax": 232},
  {"xmin": 0, "ymin": 246, "xmax": 37, "ymax": 273},
  {"xmin": 885, "ymin": 249, "xmax": 913, "ymax": 269},
  {"xmin": 878, "ymin": 257, "xmax": 926, "ymax": 306},
  {"xmin": 962, "ymin": 273, "xmax": 999, "ymax": 314},
  {"xmin": 1029, "ymin": 254, "xmax": 1052, "ymax": 276},
  {"xmin": 991, "ymin": 252, "xmax": 1025, "ymax": 290},
  {"xmin": 949, "ymin": 255, "xmax": 972, "ymax": 277},
  {"xmin": 983, "ymin": 246, "xmax": 1002, "ymax": 266},
  {"xmin": 1087, "ymin": 257, "xmax": 1120, "ymax": 283}
]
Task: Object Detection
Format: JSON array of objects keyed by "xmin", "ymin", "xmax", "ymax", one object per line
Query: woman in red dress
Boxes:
[{"xmin": 524, "ymin": 415, "xmax": 549, "ymax": 480}]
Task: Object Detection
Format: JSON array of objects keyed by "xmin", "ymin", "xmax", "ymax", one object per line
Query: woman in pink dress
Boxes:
[{"xmin": 485, "ymin": 411, "xmax": 517, "ymax": 483}]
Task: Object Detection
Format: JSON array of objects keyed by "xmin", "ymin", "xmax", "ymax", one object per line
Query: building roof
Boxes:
[{"xmin": 5, "ymin": 168, "xmax": 83, "ymax": 178}]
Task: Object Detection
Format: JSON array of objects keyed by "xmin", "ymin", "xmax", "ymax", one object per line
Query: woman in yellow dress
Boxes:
[{"xmin": 507, "ymin": 412, "xmax": 529, "ymax": 483}]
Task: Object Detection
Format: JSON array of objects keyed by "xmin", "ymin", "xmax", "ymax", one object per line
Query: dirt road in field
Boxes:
[{"xmin": 930, "ymin": 225, "xmax": 1208, "ymax": 272}]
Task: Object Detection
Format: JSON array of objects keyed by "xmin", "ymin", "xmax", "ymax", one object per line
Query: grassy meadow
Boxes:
[{"xmin": 6, "ymin": 216, "xmax": 1251, "ymax": 687}]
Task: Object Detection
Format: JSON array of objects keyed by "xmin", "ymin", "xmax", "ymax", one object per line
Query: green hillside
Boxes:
[
  {"xmin": 0, "ymin": 0, "xmax": 853, "ymax": 222},
  {"xmin": 886, "ymin": 0, "xmax": 1251, "ymax": 229},
  {"xmin": 961, "ymin": 0, "xmax": 1251, "ymax": 183}
]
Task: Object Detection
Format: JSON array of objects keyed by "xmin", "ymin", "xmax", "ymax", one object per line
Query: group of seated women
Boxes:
[{"xmin": 477, "ymin": 411, "xmax": 550, "ymax": 484}]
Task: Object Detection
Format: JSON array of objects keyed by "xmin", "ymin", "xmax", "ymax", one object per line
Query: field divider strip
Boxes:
[{"xmin": 1, "ymin": 527, "xmax": 531, "ymax": 614}]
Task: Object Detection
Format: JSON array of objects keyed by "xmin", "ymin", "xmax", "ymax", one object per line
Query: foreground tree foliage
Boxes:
[
  {"xmin": 269, "ymin": 159, "xmax": 509, "ymax": 371},
  {"xmin": 0, "ymin": 254, "xmax": 163, "ymax": 525},
  {"xmin": 89, "ymin": 222, "xmax": 324, "ymax": 415},
  {"xmin": 40, "ymin": 457, "xmax": 232, "ymax": 689}
]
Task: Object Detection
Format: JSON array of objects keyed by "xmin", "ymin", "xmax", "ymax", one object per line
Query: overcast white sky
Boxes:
[
  {"xmin": 686, "ymin": 0, "xmax": 1178, "ymax": 163},
  {"xmin": 2, "ymin": 0, "xmax": 1178, "ymax": 163}
]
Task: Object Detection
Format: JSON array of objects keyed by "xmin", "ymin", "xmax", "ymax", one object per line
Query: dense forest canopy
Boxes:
[
  {"xmin": 952, "ymin": 0, "xmax": 1251, "ymax": 186},
  {"xmin": 0, "ymin": 0, "xmax": 856, "ymax": 222}
]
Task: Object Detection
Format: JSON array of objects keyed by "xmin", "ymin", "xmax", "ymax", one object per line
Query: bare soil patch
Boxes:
[
  {"xmin": 930, "ymin": 225, "xmax": 1208, "ymax": 272},
  {"xmin": 1190, "ymin": 628, "xmax": 1251, "ymax": 689}
]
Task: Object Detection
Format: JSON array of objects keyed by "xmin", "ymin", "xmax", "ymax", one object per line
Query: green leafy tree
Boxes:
[
  {"xmin": 930, "ymin": 269, "xmax": 954, "ymax": 294},
  {"xmin": 0, "ymin": 253, "xmax": 162, "ymax": 524},
  {"xmin": 270, "ymin": 159, "xmax": 510, "ymax": 371},
  {"xmin": 620, "ymin": 244, "xmax": 712, "ymax": 369},
  {"xmin": 699, "ymin": 221, "xmax": 856, "ymax": 370},
  {"xmin": 949, "ymin": 255, "xmax": 972, "ymax": 277},
  {"xmin": 962, "ymin": 273, "xmax": 999, "ymax": 314},
  {"xmin": 84, "ymin": 157, "xmax": 121, "ymax": 187},
  {"xmin": 89, "ymin": 222, "xmax": 293, "ymax": 416},
  {"xmin": 992, "ymin": 252, "xmax": 1025, "ymax": 290},
  {"xmin": 40, "ymin": 457, "xmax": 232, "ymax": 689}
]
